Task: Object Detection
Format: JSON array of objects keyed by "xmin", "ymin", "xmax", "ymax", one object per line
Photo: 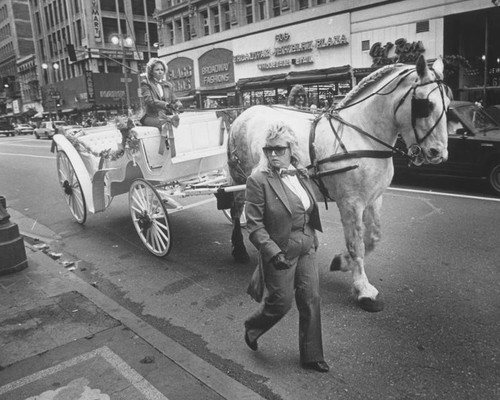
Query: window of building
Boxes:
[
  {"xmin": 73, "ymin": 0, "xmax": 79, "ymax": 13},
  {"xmin": 298, "ymin": 0, "xmax": 308, "ymax": 10},
  {"xmin": 211, "ymin": 6, "xmax": 220, "ymax": 33},
  {"xmin": 317, "ymin": 0, "xmax": 326, "ymax": 4},
  {"xmin": 61, "ymin": 0, "xmax": 67, "ymax": 20},
  {"xmin": 167, "ymin": 22, "xmax": 174, "ymax": 45},
  {"xmin": 54, "ymin": 1, "xmax": 59, "ymax": 24},
  {"xmin": 102, "ymin": 17, "xmax": 119, "ymax": 44},
  {"xmin": 272, "ymin": 0, "xmax": 280, "ymax": 16},
  {"xmin": 257, "ymin": 0, "xmax": 265, "ymax": 20},
  {"xmin": 245, "ymin": 0, "xmax": 253, "ymax": 24},
  {"xmin": 76, "ymin": 19, "xmax": 82, "ymax": 45},
  {"xmin": 201, "ymin": 9, "xmax": 209, "ymax": 36},
  {"xmin": 100, "ymin": 0, "xmax": 116, "ymax": 12},
  {"xmin": 221, "ymin": 3, "xmax": 231, "ymax": 30},
  {"xmin": 183, "ymin": 16, "xmax": 191, "ymax": 41},
  {"xmin": 174, "ymin": 19, "xmax": 182, "ymax": 43},
  {"xmin": 134, "ymin": 21, "xmax": 147, "ymax": 45}
]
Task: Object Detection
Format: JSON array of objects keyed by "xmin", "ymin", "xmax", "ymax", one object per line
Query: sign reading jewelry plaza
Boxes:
[{"xmin": 233, "ymin": 33, "xmax": 349, "ymax": 71}]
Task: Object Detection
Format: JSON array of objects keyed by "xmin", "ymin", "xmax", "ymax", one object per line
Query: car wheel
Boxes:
[
  {"xmin": 488, "ymin": 162, "xmax": 500, "ymax": 195},
  {"xmin": 35, "ymin": 133, "xmax": 40, "ymax": 139}
]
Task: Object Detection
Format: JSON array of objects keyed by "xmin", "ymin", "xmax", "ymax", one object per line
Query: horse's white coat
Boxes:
[{"xmin": 228, "ymin": 56, "xmax": 450, "ymax": 309}]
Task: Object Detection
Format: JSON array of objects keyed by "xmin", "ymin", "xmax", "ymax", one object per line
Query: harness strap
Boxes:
[{"xmin": 315, "ymin": 150, "xmax": 394, "ymax": 166}]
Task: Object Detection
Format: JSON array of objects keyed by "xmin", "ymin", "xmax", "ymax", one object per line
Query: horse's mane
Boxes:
[{"xmin": 337, "ymin": 63, "xmax": 412, "ymax": 109}]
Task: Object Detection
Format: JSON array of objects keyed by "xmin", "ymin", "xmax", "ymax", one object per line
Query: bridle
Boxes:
[
  {"xmin": 306, "ymin": 66, "xmax": 449, "ymax": 204},
  {"xmin": 393, "ymin": 74, "xmax": 448, "ymax": 158}
]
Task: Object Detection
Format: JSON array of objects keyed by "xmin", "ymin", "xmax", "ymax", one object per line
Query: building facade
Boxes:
[
  {"xmin": 26, "ymin": 0, "xmax": 158, "ymax": 121},
  {"xmin": 154, "ymin": 0, "xmax": 500, "ymax": 108},
  {"xmin": 0, "ymin": 0, "xmax": 36, "ymax": 118}
]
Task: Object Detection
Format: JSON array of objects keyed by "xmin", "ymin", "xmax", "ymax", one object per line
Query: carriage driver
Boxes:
[{"xmin": 140, "ymin": 58, "xmax": 183, "ymax": 153}]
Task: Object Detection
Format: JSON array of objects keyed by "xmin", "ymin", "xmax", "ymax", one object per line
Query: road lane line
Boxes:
[
  {"xmin": 0, "ymin": 152, "xmax": 55, "ymax": 159},
  {"xmin": 389, "ymin": 186, "xmax": 500, "ymax": 202}
]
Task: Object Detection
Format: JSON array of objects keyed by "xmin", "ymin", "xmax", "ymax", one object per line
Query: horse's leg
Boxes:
[
  {"xmin": 330, "ymin": 201, "xmax": 384, "ymax": 312},
  {"xmin": 231, "ymin": 192, "xmax": 249, "ymax": 263},
  {"xmin": 362, "ymin": 196, "xmax": 383, "ymax": 256}
]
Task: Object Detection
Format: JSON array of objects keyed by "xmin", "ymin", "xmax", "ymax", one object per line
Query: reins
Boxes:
[{"xmin": 306, "ymin": 65, "xmax": 448, "ymax": 206}]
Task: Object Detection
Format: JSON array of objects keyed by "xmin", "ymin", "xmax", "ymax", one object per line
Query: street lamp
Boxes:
[{"xmin": 41, "ymin": 62, "xmax": 61, "ymax": 119}]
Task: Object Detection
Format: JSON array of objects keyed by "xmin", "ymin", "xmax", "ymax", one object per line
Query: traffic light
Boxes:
[
  {"xmin": 2, "ymin": 77, "xmax": 8, "ymax": 88},
  {"xmin": 56, "ymin": 99, "xmax": 61, "ymax": 107},
  {"xmin": 67, "ymin": 44, "xmax": 77, "ymax": 62}
]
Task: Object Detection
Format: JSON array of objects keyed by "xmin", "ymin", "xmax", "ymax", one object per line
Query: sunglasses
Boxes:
[{"xmin": 263, "ymin": 146, "xmax": 289, "ymax": 156}]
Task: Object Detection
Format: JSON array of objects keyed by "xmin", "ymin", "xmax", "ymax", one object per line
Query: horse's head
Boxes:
[{"xmin": 396, "ymin": 55, "xmax": 451, "ymax": 166}]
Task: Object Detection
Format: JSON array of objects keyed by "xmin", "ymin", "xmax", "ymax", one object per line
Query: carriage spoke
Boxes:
[{"xmin": 129, "ymin": 179, "xmax": 172, "ymax": 257}]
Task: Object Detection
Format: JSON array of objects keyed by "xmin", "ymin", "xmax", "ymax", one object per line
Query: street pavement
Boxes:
[{"xmin": 0, "ymin": 208, "xmax": 265, "ymax": 400}]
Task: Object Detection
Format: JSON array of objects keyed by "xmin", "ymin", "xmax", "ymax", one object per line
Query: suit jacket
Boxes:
[
  {"xmin": 140, "ymin": 76, "xmax": 181, "ymax": 121},
  {"xmin": 245, "ymin": 169, "xmax": 322, "ymax": 263}
]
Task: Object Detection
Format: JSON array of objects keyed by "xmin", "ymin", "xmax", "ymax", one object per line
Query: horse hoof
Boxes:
[
  {"xmin": 330, "ymin": 254, "xmax": 342, "ymax": 271},
  {"xmin": 358, "ymin": 296, "xmax": 384, "ymax": 312}
]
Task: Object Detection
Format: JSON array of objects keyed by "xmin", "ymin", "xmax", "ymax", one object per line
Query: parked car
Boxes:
[
  {"xmin": 0, "ymin": 119, "xmax": 16, "ymax": 136},
  {"xmin": 14, "ymin": 123, "xmax": 34, "ymax": 135},
  {"xmin": 34, "ymin": 120, "xmax": 68, "ymax": 139},
  {"xmin": 393, "ymin": 100, "xmax": 500, "ymax": 195},
  {"xmin": 486, "ymin": 105, "xmax": 500, "ymax": 125}
]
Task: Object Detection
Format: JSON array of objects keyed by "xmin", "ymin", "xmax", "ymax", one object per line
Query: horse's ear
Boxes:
[
  {"xmin": 431, "ymin": 57, "xmax": 445, "ymax": 80},
  {"xmin": 416, "ymin": 54, "xmax": 428, "ymax": 78}
]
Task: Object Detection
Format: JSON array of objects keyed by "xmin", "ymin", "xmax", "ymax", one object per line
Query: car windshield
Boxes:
[{"xmin": 454, "ymin": 104, "xmax": 498, "ymax": 132}]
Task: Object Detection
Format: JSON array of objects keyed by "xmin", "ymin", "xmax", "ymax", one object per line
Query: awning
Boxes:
[
  {"xmin": 238, "ymin": 66, "xmax": 352, "ymax": 89},
  {"xmin": 61, "ymin": 108, "xmax": 76, "ymax": 114}
]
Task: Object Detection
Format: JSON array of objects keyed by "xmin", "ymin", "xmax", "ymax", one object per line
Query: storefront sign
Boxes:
[
  {"xmin": 167, "ymin": 57, "xmax": 194, "ymax": 94},
  {"xmin": 369, "ymin": 38, "xmax": 425, "ymax": 66},
  {"xmin": 234, "ymin": 33, "xmax": 349, "ymax": 64},
  {"xmin": 92, "ymin": 0, "xmax": 102, "ymax": 43},
  {"xmin": 198, "ymin": 49, "xmax": 235, "ymax": 89},
  {"xmin": 85, "ymin": 70, "xmax": 95, "ymax": 102}
]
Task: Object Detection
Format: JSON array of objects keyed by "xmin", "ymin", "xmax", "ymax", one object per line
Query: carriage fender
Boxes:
[{"xmin": 52, "ymin": 134, "xmax": 95, "ymax": 214}]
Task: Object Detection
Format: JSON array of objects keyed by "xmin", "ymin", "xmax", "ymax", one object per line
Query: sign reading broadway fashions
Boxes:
[{"xmin": 198, "ymin": 49, "xmax": 235, "ymax": 89}]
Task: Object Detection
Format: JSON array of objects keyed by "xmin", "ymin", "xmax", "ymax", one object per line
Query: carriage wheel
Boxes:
[
  {"xmin": 129, "ymin": 179, "xmax": 172, "ymax": 257},
  {"xmin": 222, "ymin": 204, "xmax": 247, "ymax": 228},
  {"xmin": 56, "ymin": 151, "xmax": 87, "ymax": 224}
]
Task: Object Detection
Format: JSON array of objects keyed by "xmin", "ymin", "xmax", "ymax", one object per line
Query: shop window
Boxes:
[
  {"xmin": 361, "ymin": 40, "xmax": 370, "ymax": 51},
  {"xmin": 298, "ymin": 0, "xmax": 308, "ymax": 10},
  {"xmin": 100, "ymin": 0, "xmax": 116, "ymax": 12}
]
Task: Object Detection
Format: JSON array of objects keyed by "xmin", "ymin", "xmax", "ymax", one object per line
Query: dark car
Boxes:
[
  {"xmin": 486, "ymin": 105, "xmax": 500, "ymax": 125},
  {"xmin": 0, "ymin": 119, "xmax": 16, "ymax": 136},
  {"xmin": 393, "ymin": 101, "xmax": 500, "ymax": 195}
]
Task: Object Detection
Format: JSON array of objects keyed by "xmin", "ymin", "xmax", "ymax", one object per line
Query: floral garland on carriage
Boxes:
[{"xmin": 62, "ymin": 116, "xmax": 140, "ymax": 161}]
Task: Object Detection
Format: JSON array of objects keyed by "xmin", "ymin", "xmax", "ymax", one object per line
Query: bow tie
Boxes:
[{"xmin": 280, "ymin": 169, "xmax": 297, "ymax": 177}]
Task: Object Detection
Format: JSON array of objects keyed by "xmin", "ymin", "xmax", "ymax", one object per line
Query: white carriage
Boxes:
[{"xmin": 52, "ymin": 110, "xmax": 245, "ymax": 257}]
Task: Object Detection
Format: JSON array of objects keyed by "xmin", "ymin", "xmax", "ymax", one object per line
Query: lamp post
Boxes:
[
  {"xmin": 41, "ymin": 62, "xmax": 61, "ymax": 120},
  {"xmin": 113, "ymin": 0, "xmax": 132, "ymax": 116}
]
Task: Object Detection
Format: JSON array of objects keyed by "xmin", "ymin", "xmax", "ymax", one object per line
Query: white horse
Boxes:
[{"xmin": 227, "ymin": 55, "xmax": 450, "ymax": 312}]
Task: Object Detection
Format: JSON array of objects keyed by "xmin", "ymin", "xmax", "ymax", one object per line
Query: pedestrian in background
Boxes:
[
  {"xmin": 287, "ymin": 85, "xmax": 308, "ymax": 109},
  {"xmin": 243, "ymin": 121, "xmax": 329, "ymax": 373}
]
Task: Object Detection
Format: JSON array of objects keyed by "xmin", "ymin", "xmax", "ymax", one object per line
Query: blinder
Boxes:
[{"xmin": 411, "ymin": 97, "xmax": 432, "ymax": 120}]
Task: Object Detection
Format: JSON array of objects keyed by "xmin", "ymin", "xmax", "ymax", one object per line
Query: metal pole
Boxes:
[
  {"xmin": 483, "ymin": 14, "xmax": 488, "ymax": 106},
  {"xmin": 143, "ymin": 0, "xmax": 151, "ymax": 59},
  {"xmin": 115, "ymin": 0, "xmax": 131, "ymax": 114}
]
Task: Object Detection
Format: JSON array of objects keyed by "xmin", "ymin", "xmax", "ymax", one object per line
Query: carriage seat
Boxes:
[{"xmin": 76, "ymin": 128, "xmax": 122, "ymax": 155}]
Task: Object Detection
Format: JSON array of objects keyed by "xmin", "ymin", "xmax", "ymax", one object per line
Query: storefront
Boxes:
[{"xmin": 444, "ymin": 6, "xmax": 500, "ymax": 106}]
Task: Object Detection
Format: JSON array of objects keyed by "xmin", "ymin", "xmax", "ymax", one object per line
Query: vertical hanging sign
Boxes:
[
  {"xmin": 92, "ymin": 0, "xmax": 102, "ymax": 42},
  {"xmin": 85, "ymin": 70, "xmax": 95, "ymax": 102}
]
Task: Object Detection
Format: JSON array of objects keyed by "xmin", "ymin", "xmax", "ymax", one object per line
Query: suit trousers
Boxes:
[{"xmin": 245, "ymin": 229, "xmax": 324, "ymax": 363}]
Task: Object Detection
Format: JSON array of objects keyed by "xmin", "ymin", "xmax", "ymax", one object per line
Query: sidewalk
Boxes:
[{"xmin": 0, "ymin": 209, "xmax": 264, "ymax": 400}]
